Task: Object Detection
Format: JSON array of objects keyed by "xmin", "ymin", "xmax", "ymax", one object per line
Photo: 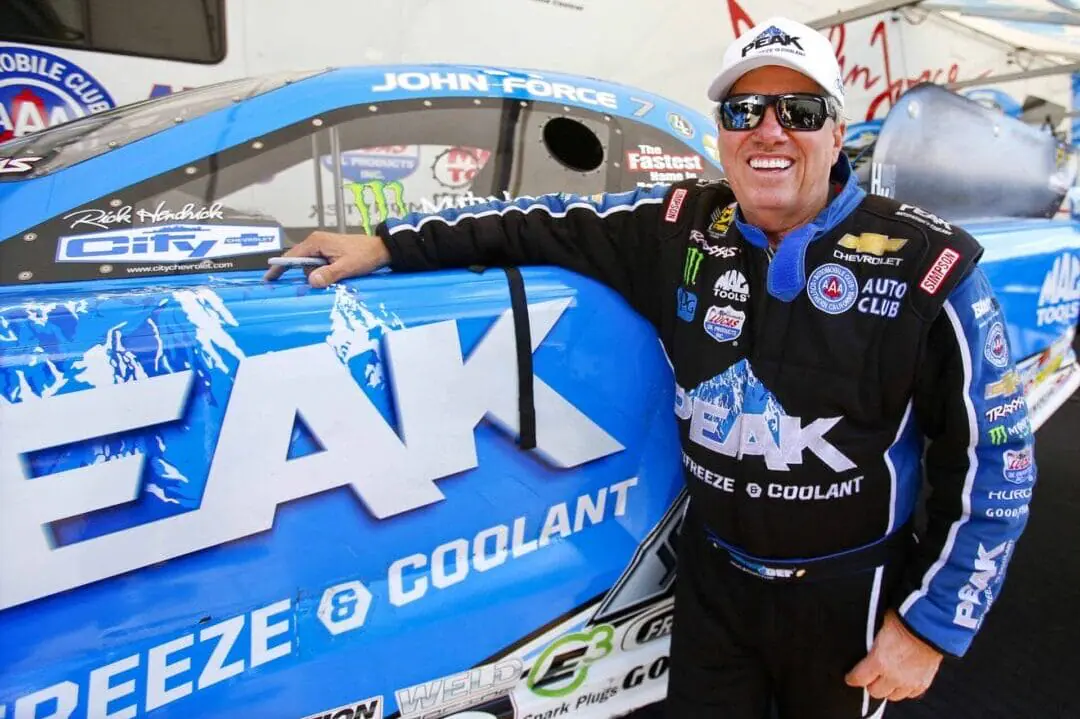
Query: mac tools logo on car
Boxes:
[
  {"xmin": 1036, "ymin": 252, "xmax": 1080, "ymax": 327},
  {"xmin": 0, "ymin": 46, "xmax": 115, "ymax": 142}
]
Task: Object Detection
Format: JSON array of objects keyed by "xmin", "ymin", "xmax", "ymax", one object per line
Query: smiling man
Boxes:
[{"xmin": 266, "ymin": 17, "xmax": 1036, "ymax": 719}]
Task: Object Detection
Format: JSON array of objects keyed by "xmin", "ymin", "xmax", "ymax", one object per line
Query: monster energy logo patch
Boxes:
[
  {"xmin": 345, "ymin": 180, "xmax": 407, "ymax": 234},
  {"xmin": 988, "ymin": 426, "xmax": 1008, "ymax": 445},
  {"xmin": 684, "ymin": 248, "xmax": 704, "ymax": 286}
]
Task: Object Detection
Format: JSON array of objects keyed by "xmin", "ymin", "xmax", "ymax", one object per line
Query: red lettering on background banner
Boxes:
[
  {"xmin": 726, "ymin": 0, "xmax": 755, "ymax": 37},
  {"xmin": 725, "ymin": 0, "xmax": 986, "ymax": 120}
]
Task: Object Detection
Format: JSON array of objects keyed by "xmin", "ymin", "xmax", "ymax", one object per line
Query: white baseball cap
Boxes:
[{"xmin": 707, "ymin": 17, "xmax": 845, "ymax": 111}]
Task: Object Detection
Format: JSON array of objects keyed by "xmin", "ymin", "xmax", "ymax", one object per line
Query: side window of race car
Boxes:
[
  {"xmin": 321, "ymin": 98, "xmax": 615, "ymax": 233},
  {"xmin": 616, "ymin": 118, "xmax": 722, "ymax": 190},
  {"xmin": 0, "ymin": 98, "xmax": 622, "ymax": 285}
]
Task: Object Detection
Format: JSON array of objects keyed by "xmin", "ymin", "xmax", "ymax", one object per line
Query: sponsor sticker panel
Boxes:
[
  {"xmin": 1036, "ymin": 252, "xmax": 1080, "ymax": 328},
  {"xmin": 0, "ymin": 291, "xmax": 667, "ymax": 716},
  {"xmin": 0, "ymin": 45, "xmax": 116, "ymax": 142},
  {"xmin": 0, "ymin": 156, "xmax": 41, "ymax": 175},
  {"xmin": 626, "ymin": 144, "xmax": 704, "ymax": 186},
  {"xmin": 55, "ymin": 223, "xmax": 282, "ymax": 264}
]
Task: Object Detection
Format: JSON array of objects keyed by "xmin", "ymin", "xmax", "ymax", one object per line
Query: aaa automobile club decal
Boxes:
[{"xmin": 0, "ymin": 45, "xmax": 116, "ymax": 142}]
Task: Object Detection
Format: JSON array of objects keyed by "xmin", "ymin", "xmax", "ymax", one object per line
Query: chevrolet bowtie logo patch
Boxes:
[
  {"xmin": 985, "ymin": 371, "xmax": 1022, "ymax": 400},
  {"xmin": 837, "ymin": 233, "xmax": 908, "ymax": 256}
]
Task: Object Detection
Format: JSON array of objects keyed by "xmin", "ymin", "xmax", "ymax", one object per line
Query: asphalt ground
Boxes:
[{"xmin": 630, "ymin": 380, "xmax": 1080, "ymax": 718}]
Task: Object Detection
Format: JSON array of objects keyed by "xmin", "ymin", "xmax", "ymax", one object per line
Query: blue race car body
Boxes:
[{"xmin": 0, "ymin": 66, "xmax": 1076, "ymax": 719}]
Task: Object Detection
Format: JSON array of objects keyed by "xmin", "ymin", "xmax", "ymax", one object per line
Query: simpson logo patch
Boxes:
[
  {"xmin": 665, "ymin": 188, "xmax": 688, "ymax": 223},
  {"xmin": 919, "ymin": 248, "xmax": 961, "ymax": 294}
]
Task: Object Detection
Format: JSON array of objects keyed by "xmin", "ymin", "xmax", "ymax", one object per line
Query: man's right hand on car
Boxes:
[{"xmin": 263, "ymin": 231, "xmax": 388, "ymax": 287}]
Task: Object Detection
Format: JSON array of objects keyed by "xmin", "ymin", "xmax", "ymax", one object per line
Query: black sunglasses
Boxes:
[{"xmin": 719, "ymin": 93, "xmax": 835, "ymax": 132}]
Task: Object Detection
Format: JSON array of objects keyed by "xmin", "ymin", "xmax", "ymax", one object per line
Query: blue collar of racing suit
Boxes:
[{"xmin": 733, "ymin": 154, "xmax": 866, "ymax": 302}]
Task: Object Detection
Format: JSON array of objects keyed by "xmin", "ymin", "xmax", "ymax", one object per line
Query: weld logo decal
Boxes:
[
  {"xmin": 0, "ymin": 46, "xmax": 115, "ymax": 142},
  {"xmin": 397, "ymin": 659, "xmax": 520, "ymax": 717}
]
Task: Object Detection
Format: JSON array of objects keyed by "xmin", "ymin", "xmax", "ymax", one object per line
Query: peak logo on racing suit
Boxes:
[{"xmin": 674, "ymin": 360, "xmax": 856, "ymax": 473}]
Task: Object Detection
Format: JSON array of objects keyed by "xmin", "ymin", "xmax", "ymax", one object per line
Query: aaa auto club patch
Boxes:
[
  {"xmin": 0, "ymin": 46, "xmax": 116, "ymax": 142},
  {"xmin": 807, "ymin": 263, "xmax": 858, "ymax": 315},
  {"xmin": 985, "ymin": 321, "xmax": 1010, "ymax": 368}
]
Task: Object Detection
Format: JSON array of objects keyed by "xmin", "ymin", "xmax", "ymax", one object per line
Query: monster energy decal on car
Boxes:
[{"xmin": 345, "ymin": 180, "xmax": 408, "ymax": 234}]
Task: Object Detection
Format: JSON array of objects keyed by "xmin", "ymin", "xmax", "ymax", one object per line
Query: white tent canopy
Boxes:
[{"xmin": 809, "ymin": 0, "xmax": 1080, "ymax": 79}]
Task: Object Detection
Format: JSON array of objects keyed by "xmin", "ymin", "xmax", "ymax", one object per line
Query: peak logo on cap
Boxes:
[{"xmin": 742, "ymin": 25, "xmax": 805, "ymax": 57}]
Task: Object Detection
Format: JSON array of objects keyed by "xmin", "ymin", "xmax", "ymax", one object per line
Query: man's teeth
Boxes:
[{"xmin": 749, "ymin": 157, "xmax": 793, "ymax": 170}]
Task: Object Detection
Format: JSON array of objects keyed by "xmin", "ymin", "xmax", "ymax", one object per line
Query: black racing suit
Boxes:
[{"xmin": 376, "ymin": 157, "xmax": 1036, "ymax": 717}]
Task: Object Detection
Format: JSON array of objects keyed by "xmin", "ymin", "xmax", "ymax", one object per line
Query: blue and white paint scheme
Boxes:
[{"xmin": 0, "ymin": 63, "xmax": 1077, "ymax": 718}]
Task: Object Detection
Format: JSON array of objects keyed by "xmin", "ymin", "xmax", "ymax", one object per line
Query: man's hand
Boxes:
[
  {"xmin": 263, "ymin": 231, "xmax": 391, "ymax": 288},
  {"xmin": 845, "ymin": 609, "xmax": 943, "ymax": 702}
]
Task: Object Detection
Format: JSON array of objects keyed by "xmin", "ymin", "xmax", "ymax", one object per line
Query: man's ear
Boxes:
[{"xmin": 833, "ymin": 120, "xmax": 847, "ymax": 161}]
